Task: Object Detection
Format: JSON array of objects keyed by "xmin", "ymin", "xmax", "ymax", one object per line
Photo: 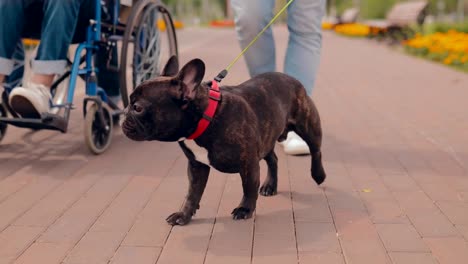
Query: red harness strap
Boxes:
[{"xmin": 187, "ymin": 80, "xmax": 221, "ymax": 140}]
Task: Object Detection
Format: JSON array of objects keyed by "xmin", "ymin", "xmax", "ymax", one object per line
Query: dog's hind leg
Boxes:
[
  {"xmin": 293, "ymin": 97, "xmax": 326, "ymax": 185},
  {"xmin": 259, "ymin": 150, "xmax": 278, "ymax": 196}
]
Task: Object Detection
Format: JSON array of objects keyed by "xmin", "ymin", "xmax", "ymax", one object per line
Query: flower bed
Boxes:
[
  {"xmin": 322, "ymin": 22, "xmax": 334, "ymax": 30},
  {"xmin": 403, "ymin": 30, "xmax": 468, "ymax": 71},
  {"xmin": 334, "ymin": 23, "xmax": 370, "ymax": 37}
]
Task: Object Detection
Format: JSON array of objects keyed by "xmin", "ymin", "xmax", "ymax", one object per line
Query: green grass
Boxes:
[
  {"xmin": 414, "ymin": 21, "xmax": 468, "ymax": 35},
  {"xmin": 404, "ymin": 49, "xmax": 468, "ymax": 74}
]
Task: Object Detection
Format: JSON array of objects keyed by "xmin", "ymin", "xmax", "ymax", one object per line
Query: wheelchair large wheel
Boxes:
[
  {"xmin": 0, "ymin": 103, "xmax": 7, "ymax": 143},
  {"xmin": 84, "ymin": 103, "xmax": 113, "ymax": 154},
  {"xmin": 120, "ymin": 0, "xmax": 178, "ymax": 107}
]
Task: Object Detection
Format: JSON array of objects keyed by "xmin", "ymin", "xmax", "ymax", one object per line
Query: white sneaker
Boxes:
[
  {"xmin": 282, "ymin": 132, "xmax": 310, "ymax": 155},
  {"xmin": 9, "ymin": 82, "xmax": 51, "ymax": 119}
]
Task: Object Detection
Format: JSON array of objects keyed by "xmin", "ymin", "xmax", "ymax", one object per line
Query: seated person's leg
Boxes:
[
  {"xmin": 9, "ymin": 0, "xmax": 84, "ymax": 118},
  {"xmin": 4, "ymin": 42, "xmax": 25, "ymax": 92},
  {"xmin": 0, "ymin": 0, "xmax": 26, "ymax": 88}
]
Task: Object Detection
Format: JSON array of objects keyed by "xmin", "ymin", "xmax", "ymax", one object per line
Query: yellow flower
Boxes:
[
  {"xmin": 443, "ymin": 57, "xmax": 453, "ymax": 65},
  {"xmin": 404, "ymin": 30, "xmax": 468, "ymax": 67},
  {"xmin": 322, "ymin": 22, "xmax": 333, "ymax": 30},
  {"xmin": 157, "ymin": 19, "xmax": 184, "ymax": 31},
  {"xmin": 334, "ymin": 23, "xmax": 370, "ymax": 37}
]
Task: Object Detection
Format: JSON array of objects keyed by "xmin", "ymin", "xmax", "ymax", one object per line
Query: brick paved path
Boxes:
[{"xmin": 1, "ymin": 27, "xmax": 468, "ymax": 264}]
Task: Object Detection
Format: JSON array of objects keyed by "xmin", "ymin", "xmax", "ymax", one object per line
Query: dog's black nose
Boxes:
[{"xmin": 132, "ymin": 102, "xmax": 144, "ymax": 114}]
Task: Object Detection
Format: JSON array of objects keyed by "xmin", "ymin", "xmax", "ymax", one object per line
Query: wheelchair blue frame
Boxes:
[
  {"xmin": 67, "ymin": 0, "xmax": 111, "ymax": 119},
  {"xmin": 0, "ymin": 0, "xmax": 179, "ymax": 153}
]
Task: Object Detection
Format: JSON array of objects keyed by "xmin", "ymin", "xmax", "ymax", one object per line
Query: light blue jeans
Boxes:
[{"xmin": 231, "ymin": 0, "xmax": 326, "ymax": 95}]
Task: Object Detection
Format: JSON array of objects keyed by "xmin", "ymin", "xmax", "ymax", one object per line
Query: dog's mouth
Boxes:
[{"xmin": 121, "ymin": 114, "xmax": 148, "ymax": 141}]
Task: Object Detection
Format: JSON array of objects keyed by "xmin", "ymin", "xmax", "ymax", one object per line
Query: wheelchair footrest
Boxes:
[{"xmin": 0, "ymin": 113, "xmax": 68, "ymax": 133}]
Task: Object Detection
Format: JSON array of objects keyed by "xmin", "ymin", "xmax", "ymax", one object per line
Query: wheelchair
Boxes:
[{"xmin": 0, "ymin": 0, "xmax": 178, "ymax": 154}]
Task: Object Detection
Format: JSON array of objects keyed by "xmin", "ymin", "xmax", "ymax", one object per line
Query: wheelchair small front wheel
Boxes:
[
  {"xmin": 84, "ymin": 103, "xmax": 113, "ymax": 154},
  {"xmin": 0, "ymin": 104, "xmax": 7, "ymax": 143}
]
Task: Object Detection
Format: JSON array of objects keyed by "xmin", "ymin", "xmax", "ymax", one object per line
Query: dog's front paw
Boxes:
[
  {"xmin": 231, "ymin": 207, "xmax": 254, "ymax": 220},
  {"xmin": 166, "ymin": 212, "xmax": 192, "ymax": 226}
]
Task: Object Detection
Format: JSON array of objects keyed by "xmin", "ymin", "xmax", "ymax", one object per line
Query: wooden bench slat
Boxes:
[{"xmin": 364, "ymin": 1, "xmax": 428, "ymax": 29}]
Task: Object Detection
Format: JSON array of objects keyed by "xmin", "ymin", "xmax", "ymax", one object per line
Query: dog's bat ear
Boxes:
[
  {"xmin": 161, "ymin": 55, "xmax": 179, "ymax": 77},
  {"xmin": 177, "ymin": 58, "xmax": 205, "ymax": 100}
]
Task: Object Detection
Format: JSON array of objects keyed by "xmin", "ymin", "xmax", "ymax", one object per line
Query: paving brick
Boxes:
[
  {"xmin": 405, "ymin": 209, "xmax": 459, "ymax": 237},
  {"xmin": 425, "ymin": 237, "xmax": 468, "ymax": 264},
  {"xmin": 252, "ymin": 233, "xmax": 297, "ymax": 264},
  {"xmin": 376, "ymin": 224, "xmax": 429, "ymax": 252},
  {"xmin": 419, "ymin": 182, "xmax": 466, "ymax": 202},
  {"xmin": 13, "ymin": 172, "xmax": 102, "ymax": 227},
  {"xmin": 0, "ymin": 226, "xmax": 43, "ymax": 264},
  {"xmin": 380, "ymin": 174, "xmax": 420, "ymax": 193},
  {"xmin": 62, "ymin": 231, "xmax": 124, "ymax": 264},
  {"xmin": 205, "ymin": 249, "xmax": 251, "ymax": 264},
  {"xmin": 455, "ymin": 225, "xmax": 468, "ymax": 241},
  {"xmin": 0, "ymin": 167, "xmax": 35, "ymax": 203},
  {"xmin": 389, "ymin": 252, "xmax": 438, "ymax": 264},
  {"xmin": 122, "ymin": 156, "xmax": 186, "ymax": 247},
  {"xmin": 354, "ymin": 181, "xmax": 394, "ymax": 201},
  {"xmin": 340, "ymin": 239, "xmax": 391, "ymax": 264},
  {"xmin": 38, "ymin": 174, "xmax": 133, "ymax": 244},
  {"xmin": 156, "ymin": 170, "xmax": 227, "ymax": 264},
  {"xmin": 90, "ymin": 175, "xmax": 163, "ymax": 232},
  {"xmin": 393, "ymin": 190, "xmax": 436, "ymax": 211},
  {"xmin": 0, "ymin": 126, "xmax": 81, "ymax": 182},
  {"xmin": 295, "ymin": 222, "xmax": 341, "ymax": 253},
  {"xmin": 0, "ymin": 152, "xmax": 87, "ymax": 231},
  {"xmin": 299, "ymin": 252, "xmax": 345, "ymax": 264},
  {"xmin": 436, "ymin": 201, "xmax": 468, "ymax": 225},
  {"xmin": 109, "ymin": 246, "xmax": 160, "ymax": 264},
  {"xmin": 333, "ymin": 215, "xmax": 390, "ymax": 263},
  {"xmin": 293, "ymin": 197, "xmax": 333, "ymax": 223},
  {"xmin": 13, "ymin": 243, "xmax": 72, "ymax": 264},
  {"xmin": 364, "ymin": 200, "xmax": 408, "ymax": 224}
]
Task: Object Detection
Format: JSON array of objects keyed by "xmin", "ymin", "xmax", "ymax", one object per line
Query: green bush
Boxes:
[
  {"xmin": 427, "ymin": 0, "xmax": 460, "ymax": 15},
  {"xmin": 329, "ymin": 0, "xmax": 466, "ymax": 20},
  {"xmin": 360, "ymin": 0, "xmax": 397, "ymax": 19},
  {"xmin": 425, "ymin": 22, "xmax": 468, "ymax": 34}
]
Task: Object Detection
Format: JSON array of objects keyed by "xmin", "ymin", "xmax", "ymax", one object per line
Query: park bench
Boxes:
[
  {"xmin": 323, "ymin": 7, "xmax": 360, "ymax": 28},
  {"xmin": 337, "ymin": 7, "xmax": 360, "ymax": 25},
  {"xmin": 365, "ymin": 0, "xmax": 429, "ymax": 43}
]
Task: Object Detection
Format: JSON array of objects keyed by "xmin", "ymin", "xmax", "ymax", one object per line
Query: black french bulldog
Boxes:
[{"xmin": 122, "ymin": 56, "xmax": 326, "ymax": 225}]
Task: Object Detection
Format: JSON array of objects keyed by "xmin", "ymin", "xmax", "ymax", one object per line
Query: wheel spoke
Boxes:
[{"xmin": 132, "ymin": 4, "xmax": 166, "ymax": 86}]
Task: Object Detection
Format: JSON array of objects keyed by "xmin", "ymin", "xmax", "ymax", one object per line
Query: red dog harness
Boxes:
[{"xmin": 187, "ymin": 80, "xmax": 221, "ymax": 139}]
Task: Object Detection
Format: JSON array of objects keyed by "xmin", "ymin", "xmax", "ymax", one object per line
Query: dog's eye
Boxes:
[{"xmin": 133, "ymin": 103, "xmax": 143, "ymax": 113}]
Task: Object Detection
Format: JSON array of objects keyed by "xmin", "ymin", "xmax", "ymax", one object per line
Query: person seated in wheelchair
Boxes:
[{"xmin": 0, "ymin": 0, "xmax": 126, "ymax": 119}]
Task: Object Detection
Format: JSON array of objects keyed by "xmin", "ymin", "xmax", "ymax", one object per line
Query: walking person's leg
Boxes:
[
  {"xmin": 231, "ymin": 0, "xmax": 277, "ymax": 77},
  {"xmin": 282, "ymin": 0, "xmax": 326, "ymax": 155},
  {"xmin": 285, "ymin": 0, "xmax": 325, "ymax": 95}
]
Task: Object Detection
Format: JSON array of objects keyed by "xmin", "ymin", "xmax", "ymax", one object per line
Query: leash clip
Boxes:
[{"xmin": 214, "ymin": 69, "xmax": 228, "ymax": 83}]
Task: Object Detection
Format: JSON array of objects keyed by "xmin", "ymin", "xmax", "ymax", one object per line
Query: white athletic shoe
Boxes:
[
  {"xmin": 9, "ymin": 82, "xmax": 51, "ymax": 119},
  {"xmin": 282, "ymin": 132, "xmax": 310, "ymax": 155}
]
